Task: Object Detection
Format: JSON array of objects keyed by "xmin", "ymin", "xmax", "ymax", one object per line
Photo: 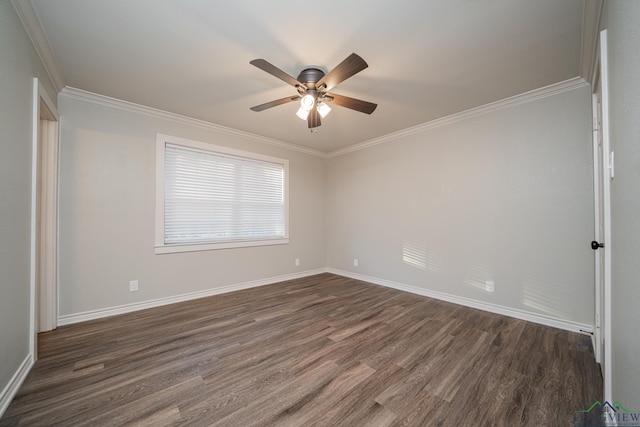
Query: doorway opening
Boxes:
[{"xmin": 30, "ymin": 78, "xmax": 59, "ymax": 361}]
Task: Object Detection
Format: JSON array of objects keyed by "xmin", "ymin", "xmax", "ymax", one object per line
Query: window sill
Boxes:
[{"xmin": 154, "ymin": 238, "xmax": 289, "ymax": 254}]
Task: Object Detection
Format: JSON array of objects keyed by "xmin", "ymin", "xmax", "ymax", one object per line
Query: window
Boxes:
[{"xmin": 155, "ymin": 134, "xmax": 289, "ymax": 254}]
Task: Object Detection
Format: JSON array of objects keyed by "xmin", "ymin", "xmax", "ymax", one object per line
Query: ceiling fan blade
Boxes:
[
  {"xmin": 250, "ymin": 59, "xmax": 303, "ymax": 88},
  {"xmin": 250, "ymin": 96, "xmax": 300, "ymax": 112},
  {"xmin": 325, "ymin": 93, "xmax": 377, "ymax": 114},
  {"xmin": 307, "ymin": 108, "xmax": 321, "ymax": 128},
  {"xmin": 316, "ymin": 53, "xmax": 368, "ymax": 92}
]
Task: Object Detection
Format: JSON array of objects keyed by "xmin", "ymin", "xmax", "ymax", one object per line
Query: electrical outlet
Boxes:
[
  {"xmin": 295, "ymin": 258, "xmax": 300, "ymax": 266},
  {"xmin": 129, "ymin": 280, "xmax": 139, "ymax": 292},
  {"xmin": 354, "ymin": 258, "xmax": 359, "ymax": 267},
  {"xmin": 485, "ymin": 280, "xmax": 494, "ymax": 293}
]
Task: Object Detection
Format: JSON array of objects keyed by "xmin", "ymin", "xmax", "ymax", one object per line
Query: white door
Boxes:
[
  {"xmin": 591, "ymin": 29, "xmax": 612, "ymax": 403},
  {"xmin": 592, "ymin": 78, "xmax": 603, "ymax": 365}
]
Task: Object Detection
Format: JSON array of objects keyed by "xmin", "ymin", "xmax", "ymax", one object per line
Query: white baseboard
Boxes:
[
  {"xmin": 0, "ymin": 354, "xmax": 33, "ymax": 419},
  {"xmin": 327, "ymin": 268, "xmax": 594, "ymax": 335},
  {"xmin": 57, "ymin": 266, "xmax": 593, "ymax": 336},
  {"xmin": 58, "ymin": 268, "xmax": 328, "ymax": 326}
]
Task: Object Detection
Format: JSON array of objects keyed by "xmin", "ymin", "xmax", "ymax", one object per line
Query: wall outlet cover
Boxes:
[{"xmin": 485, "ymin": 280, "xmax": 495, "ymax": 293}]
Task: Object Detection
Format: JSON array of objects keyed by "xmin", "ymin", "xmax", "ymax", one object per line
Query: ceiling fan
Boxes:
[{"xmin": 250, "ymin": 53, "xmax": 377, "ymax": 129}]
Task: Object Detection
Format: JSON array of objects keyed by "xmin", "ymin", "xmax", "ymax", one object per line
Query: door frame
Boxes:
[
  {"xmin": 591, "ymin": 29, "xmax": 613, "ymax": 403},
  {"xmin": 30, "ymin": 77, "xmax": 60, "ymax": 359}
]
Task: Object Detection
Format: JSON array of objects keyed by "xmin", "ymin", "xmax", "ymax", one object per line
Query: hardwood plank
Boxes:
[
  {"xmin": 209, "ymin": 360, "xmax": 342, "ymax": 427},
  {"xmin": 0, "ymin": 273, "xmax": 602, "ymax": 426},
  {"xmin": 312, "ymin": 363, "xmax": 406, "ymax": 426}
]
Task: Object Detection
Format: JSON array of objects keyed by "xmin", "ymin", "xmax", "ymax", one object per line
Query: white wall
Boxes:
[
  {"xmin": 57, "ymin": 93, "xmax": 326, "ymax": 318},
  {"xmin": 0, "ymin": 0, "xmax": 57, "ymax": 409},
  {"xmin": 327, "ymin": 85, "xmax": 594, "ymax": 327},
  {"xmin": 601, "ymin": 0, "xmax": 640, "ymax": 408}
]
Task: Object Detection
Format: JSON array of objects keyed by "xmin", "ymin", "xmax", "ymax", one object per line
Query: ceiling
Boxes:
[{"xmin": 27, "ymin": 0, "xmax": 590, "ymax": 153}]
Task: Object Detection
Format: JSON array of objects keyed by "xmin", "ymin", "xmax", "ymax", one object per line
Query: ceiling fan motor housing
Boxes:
[{"xmin": 297, "ymin": 68, "xmax": 325, "ymax": 88}]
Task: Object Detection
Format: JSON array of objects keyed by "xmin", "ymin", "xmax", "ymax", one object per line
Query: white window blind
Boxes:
[{"xmin": 163, "ymin": 142, "xmax": 286, "ymax": 246}]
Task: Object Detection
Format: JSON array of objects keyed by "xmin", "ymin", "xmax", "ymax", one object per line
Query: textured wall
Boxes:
[
  {"xmin": 327, "ymin": 85, "xmax": 594, "ymax": 326},
  {"xmin": 601, "ymin": 0, "xmax": 640, "ymax": 408},
  {"xmin": 57, "ymin": 94, "xmax": 327, "ymax": 316},
  {"xmin": 0, "ymin": 0, "xmax": 57, "ymax": 405}
]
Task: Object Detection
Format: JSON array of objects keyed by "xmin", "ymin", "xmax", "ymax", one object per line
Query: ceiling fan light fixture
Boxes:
[
  {"xmin": 296, "ymin": 106, "xmax": 310, "ymax": 120},
  {"xmin": 317, "ymin": 101, "xmax": 331, "ymax": 118},
  {"xmin": 249, "ymin": 53, "xmax": 377, "ymax": 129},
  {"xmin": 300, "ymin": 94, "xmax": 315, "ymax": 111}
]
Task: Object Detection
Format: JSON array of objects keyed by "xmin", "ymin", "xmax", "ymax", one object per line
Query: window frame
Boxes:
[{"xmin": 155, "ymin": 133, "xmax": 289, "ymax": 254}]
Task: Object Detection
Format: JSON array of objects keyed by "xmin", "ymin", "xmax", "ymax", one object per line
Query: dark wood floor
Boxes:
[{"xmin": 1, "ymin": 273, "xmax": 601, "ymax": 426}]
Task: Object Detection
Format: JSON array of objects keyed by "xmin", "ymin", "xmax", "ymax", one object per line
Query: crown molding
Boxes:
[
  {"xmin": 11, "ymin": 0, "xmax": 65, "ymax": 92},
  {"xmin": 59, "ymin": 87, "xmax": 329, "ymax": 158},
  {"xmin": 580, "ymin": 0, "xmax": 604, "ymax": 84},
  {"xmin": 328, "ymin": 77, "xmax": 589, "ymax": 158},
  {"xmin": 59, "ymin": 74, "xmax": 588, "ymax": 161}
]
